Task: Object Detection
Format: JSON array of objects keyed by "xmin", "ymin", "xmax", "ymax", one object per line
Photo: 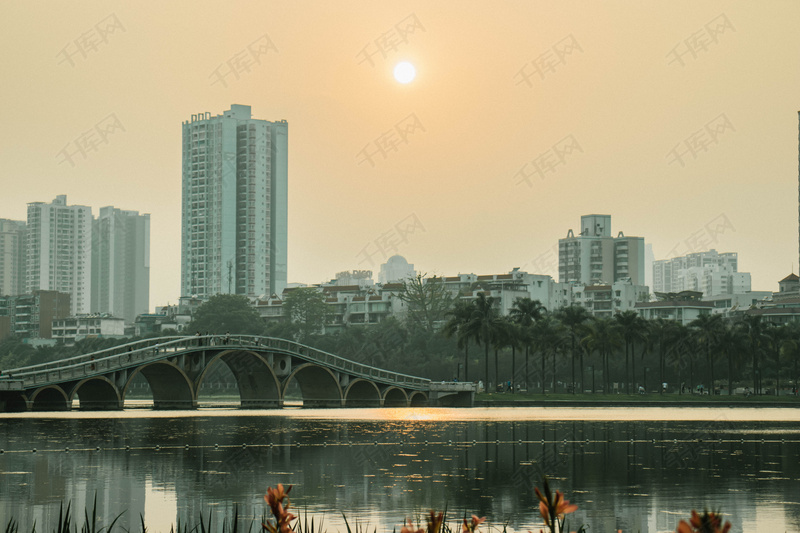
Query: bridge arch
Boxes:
[
  {"xmin": 30, "ymin": 386, "xmax": 70, "ymax": 411},
  {"xmin": 383, "ymin": 386, "xmax": 409, "ymax": 407},
  {"xmin": 344, "ymin": 379, "xmax": 381, "ymax": 407},
  {"xmin": 409, "ymin": 391, "xmax": 428, "ymax": 407},
  {"xmin": 283, "ymin": 363, "xmax": 343, "ymax": 408},
  {"xmin": 69, "ymin": 377, "xmax": 122, "ymax": 410},
  {"xmin": 124, "ymin": 360, "xmax": 196, "ymax": 410},
  {"xmin": 197, "ymin": 350, "xmax": 282, "ymax": 408}
]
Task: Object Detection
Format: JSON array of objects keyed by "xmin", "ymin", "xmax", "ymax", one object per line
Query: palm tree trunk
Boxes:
[
  {"xmin": 511, "ymin": 345, "xmax": 516, "ymax": 394},
  {"xmin": 625, "ymin": 341, "xmax": 630, "ymax": 394},
  {"xmin": 571, "ymin": 334, "xmax": 576, "ymax": 395},
  {"xmin": 541, "ymin": 349, "xmax": 546, "ymax": 394},
  {"xmin": 525, "ymin": 345, "xmax": 530, "ymax": 393},
  {"xmin": 494, "ymin": 348, "xmax": 499, "ymax": 392},
  {"xmin": 552, "ymin": 349, "xmax": 557, "ymax": 393},
  {"xmin": 580, "ymin": 350, "xmax": 585, "ymax": 393},
  {"xmin": 728, "ymin": 349, "xmax": 733, "ymax": 396},
  {"xmin": 775, "ymin": 345, "xmax": 780, "ymax": 396},
  {"xmin": 464, "ymin": 342, "xmax": 469, "ymax": 382},
  {"xmin": 485, "ymin": 343, "xmax": 490, "ymax": 392}
]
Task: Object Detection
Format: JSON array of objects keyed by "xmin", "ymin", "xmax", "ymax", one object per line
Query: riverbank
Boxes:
[{"xmin": 475, "ymin": 392, "xmax": 800, "ymax": 408}]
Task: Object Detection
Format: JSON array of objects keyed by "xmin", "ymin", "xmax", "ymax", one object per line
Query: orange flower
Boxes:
[
  {"xmin": 462, "ymin": 515, "xmax": 486, "ymax": 533},
  {"xmin": 676, "ymin": 510, "xmax": 731, "ymax": 533},
  {"xmin": 263, "ymin": 484, "xmax": 295, "ymax": 533}
]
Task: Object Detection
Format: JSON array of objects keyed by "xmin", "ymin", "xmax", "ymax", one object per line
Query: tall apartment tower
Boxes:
[
  {"xmin": 91, "ymin": 206, "xmax": 150, "ymax": 323},
  {"xmin": 0, "ymin": 219, "xmax": 27, "ymax": 296},
  {"xmin": 558, "ymin": 214, "xmax": 645, "ymax": 286},
  {"xmin": 181, "ymin": 105, "xmax": 288, "ymax": 300},
  {"xmin": 26, "ymin": 195, "xmax": 93, "ymax": 315}
]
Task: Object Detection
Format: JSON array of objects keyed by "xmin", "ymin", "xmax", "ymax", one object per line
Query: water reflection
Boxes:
[{"xmin": 0, "ymin": 409, "xmax": 799, "ymax": 532}]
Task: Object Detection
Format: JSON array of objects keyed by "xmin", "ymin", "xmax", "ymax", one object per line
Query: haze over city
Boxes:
[{"xmin": 2, "ymin": 1, "xmax": 799, "ymax": 308}]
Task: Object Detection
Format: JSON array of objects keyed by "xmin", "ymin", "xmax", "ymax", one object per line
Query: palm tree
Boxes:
[
  {"xmin": 556, "ymin": 305, "xmax": 591, "ymax": 394},
  {"xmin": 468, "ymin": 293, "xmax": 503, "ymax": 390},
  {"xmin": 498, "ymin": 318, "xmax": 525, "ymax": 393},
  {"xmin": 532, "ymin": 314, "xmax": 560, "ymax": 394},
  {"xmin": 650, "ymin": 319, "xmax": 680, "ymax": 395},
  {"xmin": 443, "ymin": 299, "xmax": 476, "ymax": 381},
  {"xmin": 716, "ymin": 322, "xmax": 746, "ymax": 395},
  {"xmin": 510, "ymin": 298, "xmax": 546, "ymax": 392},
  {"xmin": 690, "ymin": 313, "xmax": 724, "ymax": 395},
  {"xmin": 581, "ymin": 317, "xmax": 622, "ymax": 394},
  {"xmin": 740, "ymin": 315, "xmax": 767, "ymax": 394},
  {"xmin": 782, "ymin": 321, "xmax": 800, "ymax": 396},
  {"xmin": 764, "ymin": 323, "xmax": 788, "ymax": 396},
  {"xmin": 614, "ymin": 311, "xmax": 647, "ymax": 394}
]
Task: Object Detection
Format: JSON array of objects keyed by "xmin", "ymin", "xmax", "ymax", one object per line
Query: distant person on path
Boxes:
[{"xmin": 225, "ymin": 331, "xmax": 231, "ymax": 345}]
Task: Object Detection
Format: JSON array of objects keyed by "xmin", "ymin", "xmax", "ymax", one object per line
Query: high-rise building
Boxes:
[
  {"xmin": 181, "ymin": 105, "xmax": 288, "ymax": 300},
  {"xmin": 91, "ymin": 206, "xmax": 150, "ymax": 323},
  {"xmin": 652, "ymin": 249, "xmax": 747, "ymax": 296},
  {"xmin": 558, "ymin": 214, "xmax": 645, "ymax": 286},
  {"xmin": 26, "ymin": 195, "xmax": 92, "ymax": 315},
  {"xmin": 0, "ymin": 219, "xmax": 26, "ymax": 296}
]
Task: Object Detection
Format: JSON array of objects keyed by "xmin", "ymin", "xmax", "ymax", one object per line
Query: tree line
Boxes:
[{"xmin": 3, "ymin": 288, "xmax": 800, "ymax": 396}]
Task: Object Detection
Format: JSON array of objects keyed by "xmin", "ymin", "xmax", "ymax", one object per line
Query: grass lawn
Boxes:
[{"xmin": 476, "ymin": 392, "xmax": 800, "ymax": 403}]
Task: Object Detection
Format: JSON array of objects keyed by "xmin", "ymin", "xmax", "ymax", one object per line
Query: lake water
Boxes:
[{"xmin": 1, "ymin": 407, "xmax": 799, "ymax": 533}]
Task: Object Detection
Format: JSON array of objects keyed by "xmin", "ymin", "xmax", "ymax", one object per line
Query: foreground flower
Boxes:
[
  {"xmin": 462, "ymin": 514, "xmax": 486, "ymax": 533},
  {"xmin": 263, "ymin": 484, "xmax": 296, "ymax": 533},
  {"xmin": 534, "ymin": 477, "xmax": 578, "ymax": 533},
  {"xmin": 676, "ymin": 510, "xmax": 731, "ymax": 533}
]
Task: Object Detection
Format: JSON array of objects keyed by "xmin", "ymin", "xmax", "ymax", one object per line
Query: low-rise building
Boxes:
[
  {"xmin": 0, "ymin": 290, "xmax": 71, "ymax": 340},
  {"xmin": 634, "ymin": 291, "xmax": 713, "ymax": 325},
  {"xmin": 572, "ymin": 281, "xmax": 650, "ymax": 318},
  {"xmin": 52, "ymin": 314, "xmax": 126, "ymax": 345}
]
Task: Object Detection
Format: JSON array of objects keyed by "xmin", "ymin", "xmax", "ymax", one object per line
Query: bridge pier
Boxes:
[{"xmin": 428, "ymin": 383, "xmax": 477, "ymax": 407}]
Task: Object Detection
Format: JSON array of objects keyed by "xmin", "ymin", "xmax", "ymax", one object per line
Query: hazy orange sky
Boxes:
[{"xmin": 2, "ymin": 2, "xmax": 799, "ymax": 306}]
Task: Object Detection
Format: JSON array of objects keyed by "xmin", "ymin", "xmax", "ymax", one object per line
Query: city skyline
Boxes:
[{"xmin": 2, "ymin": 3, "xmax": 799, "ymax": 308}]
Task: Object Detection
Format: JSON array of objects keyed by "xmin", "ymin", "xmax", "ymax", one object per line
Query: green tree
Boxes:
[
  {"xmin": 557, "ymin": 306, "xmax": 591, "ymax": 394},
  {"xmin": 187, "ymin": 294, "xmax": 264, "ymax": 336},
  {"xmin": 510, "ymin": 298, "xmax": 546, "ymax": 392},
  {"xmin": 532, "ymin": 314, "xmax": 562, "ymax": 394},
  {"xmin": 716, "ymin": 321, "xmax": 746, "ymax": 395},
  {"xmin": 397, "ymin": 274, "xmax": 454, "ymax": 333},
  {"xmin": 581, "ymin": 317, "xmax": 622, "ymax": 394},
  {"xmin": 690, "ymin": 313, "xmax": 724, "ymax": 394},
  {"xmin": 467, "ymin": 292, "xmax": 502, "ymax": 389},
  {"xmin": 614, "ymin": 310, "xmax": 646, "ymax": 394},
  {"xmin": 740, "ymin": 315, "xmax": 767, "ymax": 394},
  {"xmin": 443, "ymin": 299, "xmax": 476, "ymax": 381},
  {"xmin": 283, "ymin": 287, "xmax": 331, "ymax": 342}
]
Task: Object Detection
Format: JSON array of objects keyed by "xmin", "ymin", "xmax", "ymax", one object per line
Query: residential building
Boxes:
[
  {"xmin": 91, "ymin": 206, "xmax": 150, "ymax": 324},
  {"xmin": 52, "ymin": 314, "xmax": 126, "ymax": 345},
  {"xmin": 0, "ymin": 219, "xmax": 26, "ymax": 296},
  {"xmin": 703, "ymin": 291, "xmax": 771, "ymax": 316},
  {"xmin": 558, "ymin": 214, "xmax": 645, "ymax": 286},
  {"xmin": 26, "ymin": 195, "xmax": 93, "ymax": 315},
  {"xmin": 0, "ymin": 290, "xmax": 71, "ymax": 340},
  {"xmin": 181, "ymin": 105, "xmax": 288, "ymax": 300},
  {"xmin": 572, "ymin": 281, "xmax": 650, "ymax": 318},
  {"xmin": 652, "ymin": 249, "xmax": 747, "ymax": 296},
  {"xmin": 435, "ymin": 268, "xmax": 572, "ymax": 315},
  {"xmin": 634, "ymin": 291, "xmax": 713, "ymax": 325}
]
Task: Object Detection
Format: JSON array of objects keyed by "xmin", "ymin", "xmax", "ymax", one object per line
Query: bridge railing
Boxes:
[{"xmin": 0, "ymin": 335, "xmax": 431, "ymax": 390}]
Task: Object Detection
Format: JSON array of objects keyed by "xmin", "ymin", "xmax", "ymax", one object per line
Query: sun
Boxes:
[{"xmin": 394, "ymin": 61, "xmax": 416, "ymax": 84}]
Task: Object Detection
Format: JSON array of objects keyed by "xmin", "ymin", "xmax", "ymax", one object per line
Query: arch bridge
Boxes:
[{"xmin": 0, "ymin": 335, "xmax": 460, "ymax": 412}]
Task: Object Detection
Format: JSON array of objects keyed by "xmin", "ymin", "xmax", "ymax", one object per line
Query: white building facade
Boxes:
[
  {"xmin": 26, "ymin": 195, "xmax": 93, "ymax": 315},
  {"xmin": 181, "ymin": 105, "xmax": 288, "ymax": 300},
  {"xmin": 653, "ymin": 249, "xmax": 749, "ymax": 297},
  {"xmin": 558, "ymin": 214, "xmax": 645, "ymax": 286},
  {"xmin": 0, "ymin": 219, "xmax": 26, "ymax": 296}
]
